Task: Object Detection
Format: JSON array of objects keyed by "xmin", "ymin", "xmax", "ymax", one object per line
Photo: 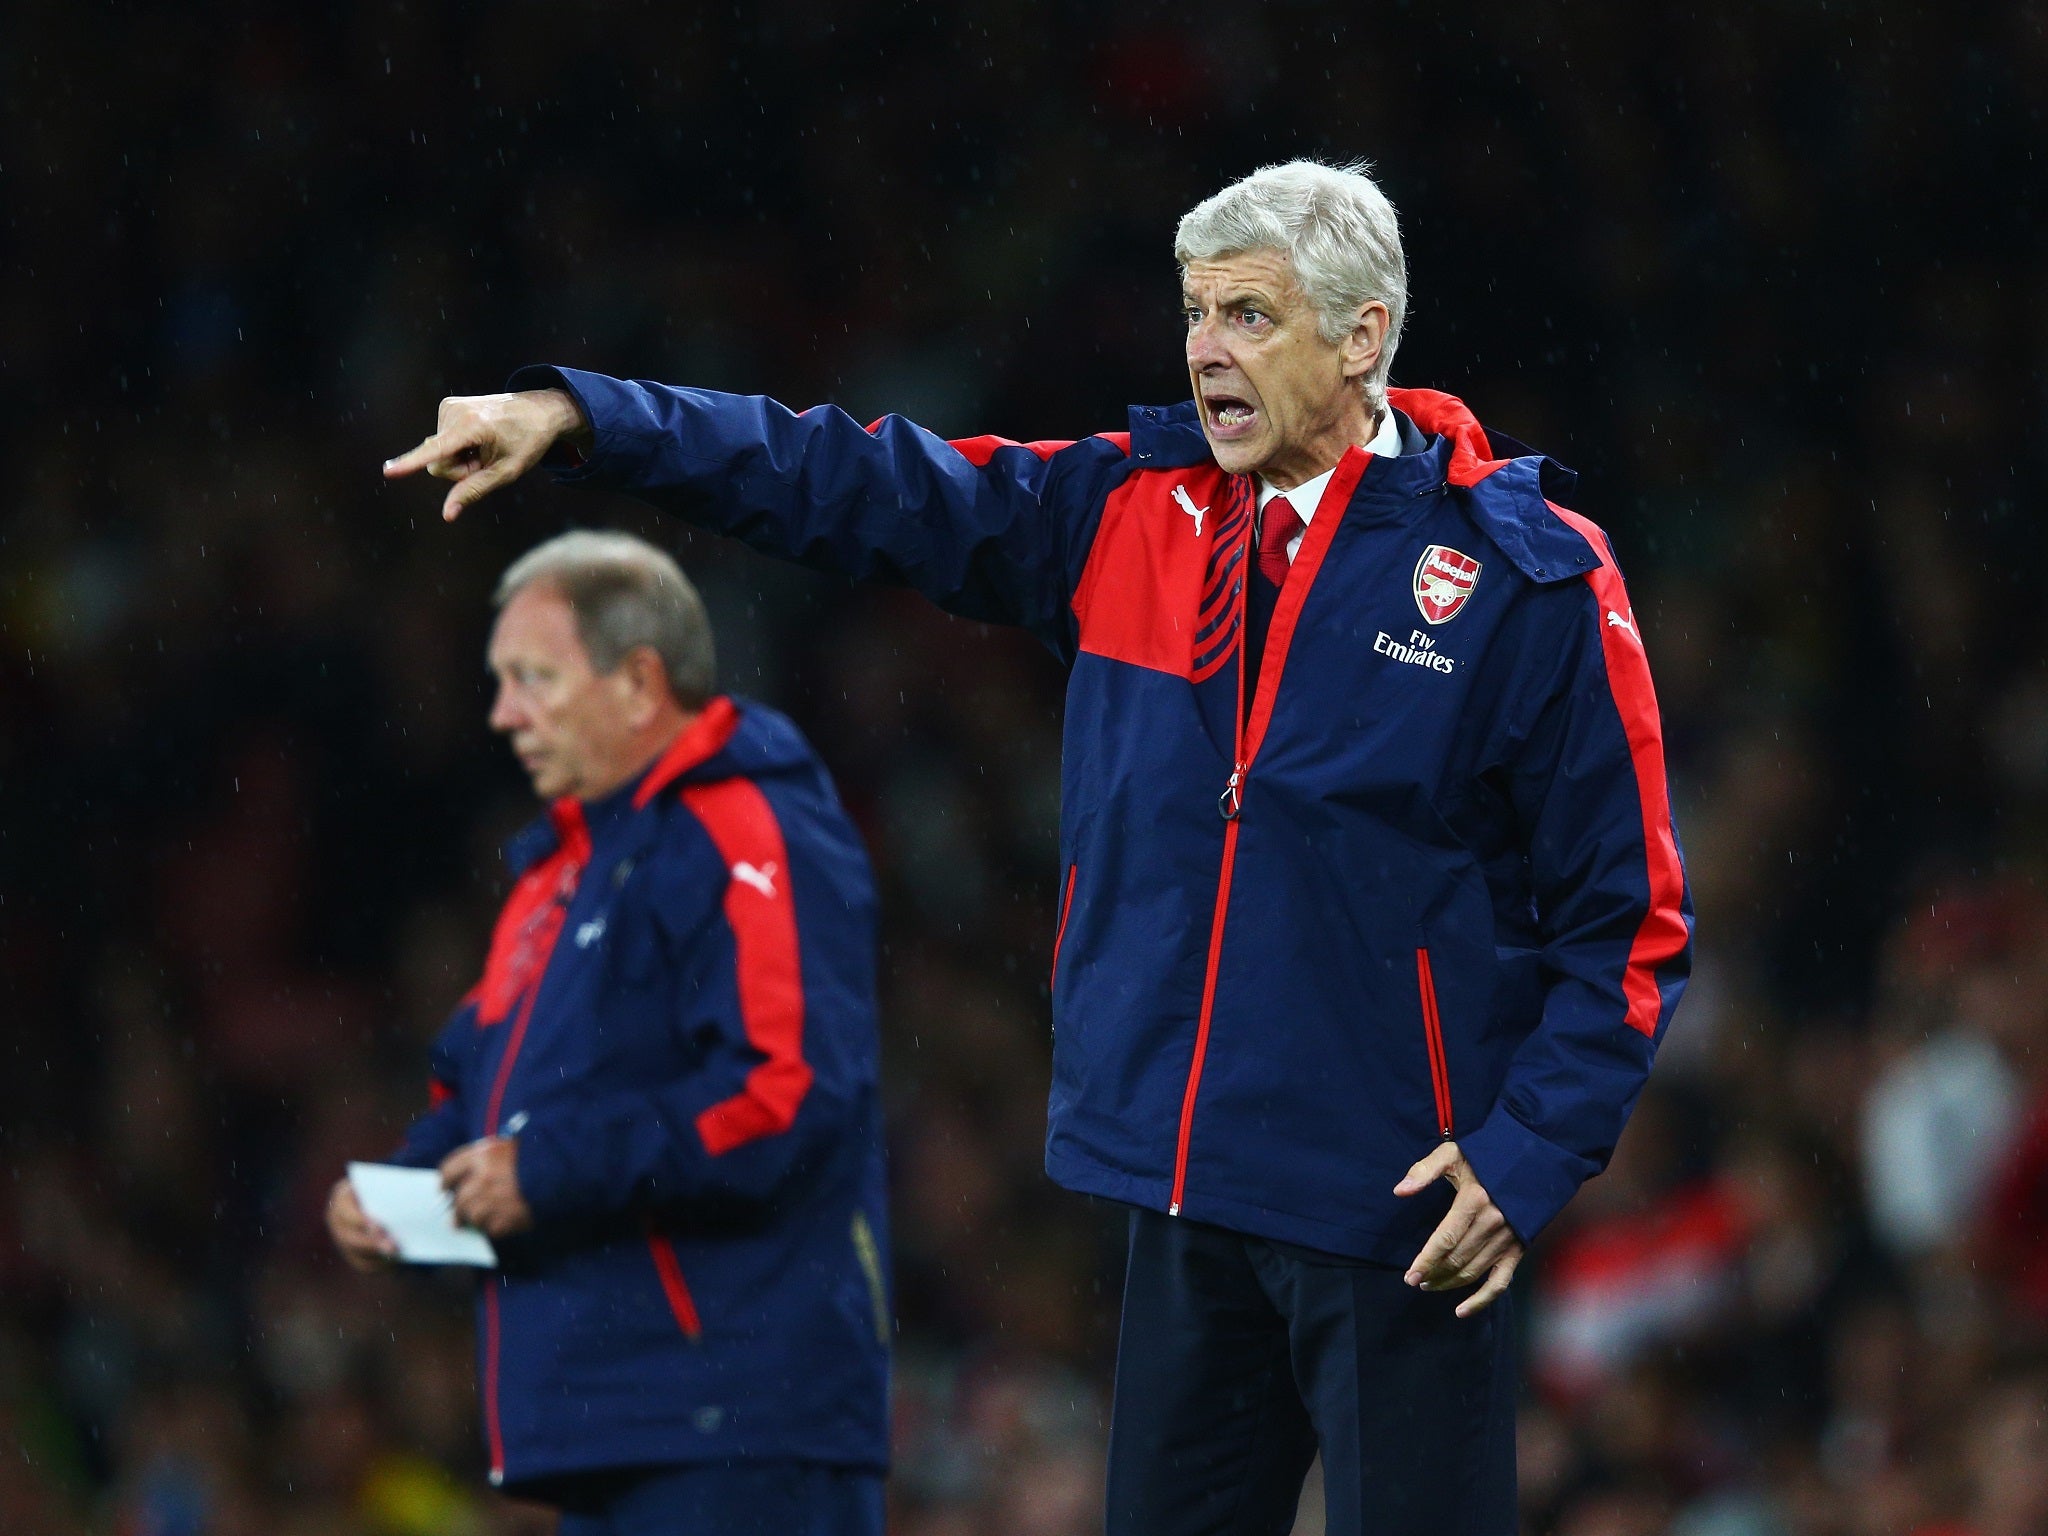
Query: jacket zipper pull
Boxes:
[{"xmin": 1218, "ymin": 762, "xmax": 1246, "ymax": 821}]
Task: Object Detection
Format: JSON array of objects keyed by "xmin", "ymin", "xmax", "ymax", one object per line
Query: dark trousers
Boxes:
[
  {"xmin": 1106, "ymin": 1209, "xmax": 1518, "ymax": 1536},
  {"xmin": 543, "ymin": 1461, "xmax": 884, "ymax": 1536}
]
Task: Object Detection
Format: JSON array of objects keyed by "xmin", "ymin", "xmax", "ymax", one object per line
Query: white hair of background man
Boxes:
[
  {"xmin": 496, "ymin": 529, "xmax": 717, "ymax": 707},
  {"xmin": 1175, "ymin": 159, "xmax": 1408, "ymax": 415}
]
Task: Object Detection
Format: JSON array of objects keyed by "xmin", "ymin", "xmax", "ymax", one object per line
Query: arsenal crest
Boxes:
[{"xmin": 1413, "ymin": 545, "xmax": 1481, "ymax": 624}]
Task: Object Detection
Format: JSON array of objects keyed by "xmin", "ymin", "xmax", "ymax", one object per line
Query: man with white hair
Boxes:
[
  {"xmin": 388, "ymin": 160, "xmax": 1691, "ymax": 1536},
  {"xmin": 327, "ymin": 531, "xmax": 892, "ymax": 1535}
]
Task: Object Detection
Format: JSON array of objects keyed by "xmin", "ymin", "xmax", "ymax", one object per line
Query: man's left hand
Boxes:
[
  {"xmin": 1394, "ymin": 1141, "xmax": 1524, "ymax": 1318},
  {"xmin": 441, "ymin": 1136, "xmax": 534, "ymax": 1239}
]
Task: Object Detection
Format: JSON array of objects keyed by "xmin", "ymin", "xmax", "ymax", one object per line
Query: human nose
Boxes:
[
  {"xmin": 488, "ymin": 678, "xmax": 525, "ymax": 732},
  {"xmin": 1186, "ymin": 312, "xmax": 1228, "ymax": 373}
]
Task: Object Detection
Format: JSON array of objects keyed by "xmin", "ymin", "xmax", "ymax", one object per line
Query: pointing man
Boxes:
[
  {"xmin": 388, "ymin": 160, "xmax": 1691, "ymax": 1536},
  {"xmin": 328, "ymin": 532, "xmax": 891, "ymax": 1535}
]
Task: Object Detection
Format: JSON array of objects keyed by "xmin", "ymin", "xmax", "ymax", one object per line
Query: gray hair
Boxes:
[
  {"xmin": 495, "ymin": 530, "xmax": 716, "ymax": 707},
  {"xmin": 1174, "ymin": 159, "xmax": 1408, "ymax": 413}
]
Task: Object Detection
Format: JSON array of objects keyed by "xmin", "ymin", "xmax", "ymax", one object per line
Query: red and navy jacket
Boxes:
[
  {"xmin": 394, "ymin": 696, "xmax": 890, "ymax": 1487},
  {"xmin": 509, "ymin": 363, "xmax": 1693, "ymax": 1266}
]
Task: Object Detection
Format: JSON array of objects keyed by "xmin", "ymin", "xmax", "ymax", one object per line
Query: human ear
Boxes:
[
  {"xmin": 1341, "ymin": 302, "xmax": 1389, "ymax": 382},
  {"xmin": 613, "ymin": 647, "xmax": 669, "ymax": 729}
]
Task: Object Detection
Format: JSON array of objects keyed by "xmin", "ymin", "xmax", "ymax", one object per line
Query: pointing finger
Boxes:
[{"xmin": 384, "ymin": 428, "xmax": 475, "ymax": 480}]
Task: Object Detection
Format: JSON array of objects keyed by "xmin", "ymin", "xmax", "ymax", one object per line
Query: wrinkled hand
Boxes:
[
  {"xmin": 1394, "ymin": 1141, "xmax": 1524, "ymax": 1318},
  {"xmin": 383, "ymin": 388, "xmax": 590, "ymax": 521},
  {"xmin": 441, "ymin": 1136, "xmax": 534, "ymax": 1239},
  {"xmin": 326, "ymin": 1176, "xmax": 399, "ymax": 1273}
]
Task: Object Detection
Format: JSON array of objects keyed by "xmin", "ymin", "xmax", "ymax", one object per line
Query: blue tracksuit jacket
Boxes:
[
  {"xmin": 395, "ymin": 697, "xmax": 890, "ymax": 1487},
  {"xmin": 511, "ymin": 364, "xmax": 1693, "ymax": 1266}
]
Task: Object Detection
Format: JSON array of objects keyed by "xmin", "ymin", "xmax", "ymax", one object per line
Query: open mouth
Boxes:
[{"xmin": 1203, "ymin": 394, "xmax": 1259, "ymax": 437}]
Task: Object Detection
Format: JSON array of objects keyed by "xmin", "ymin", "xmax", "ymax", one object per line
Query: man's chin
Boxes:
[
  {"xmin": 521, "ymin": 763, "xmax": 570, "ymax": 800},
  {"xmin": 1205, "ymin": 435, "xmax": 1269, "ymax": 477}
]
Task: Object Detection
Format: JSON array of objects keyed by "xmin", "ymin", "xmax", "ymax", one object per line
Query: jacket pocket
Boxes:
[
  {"xmin": 645, "ymin": 1231, "xmax": 703, "ymax": 1341},
  {"xmin": 1050, "ymin": 863, "xmax": 1078, "ymax": 991},
  {"xmin": 1415, "ymin": 948, "xmax": 1454, "ymax": 1140}
]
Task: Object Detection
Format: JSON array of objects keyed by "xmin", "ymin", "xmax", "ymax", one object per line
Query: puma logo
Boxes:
[
  {"xmin": 731, "ymin": 861, "xmax": 779, "ymax": 898},
  {"xmin": 1171, "ymin": 484, "xmax": 1207, "ymax": 537},
  {"xmin": 1606, "ymin": 610, "xmax": 1641, "ymax": 643}
]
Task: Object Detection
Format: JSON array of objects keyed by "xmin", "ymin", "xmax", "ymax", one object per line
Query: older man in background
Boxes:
[
  {"xmin": 388, "ymin": 160, "xmax": 1691, "ymax": 1536},
  {"xmin": 326, "ymin": 531, "xmax": 890, "ymax": 1535}
]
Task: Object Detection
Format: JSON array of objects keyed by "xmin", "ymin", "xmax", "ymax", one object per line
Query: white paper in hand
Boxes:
[{"xmin": 347, "ymin": 1162, "xmax": 498, "ymax": 1267}]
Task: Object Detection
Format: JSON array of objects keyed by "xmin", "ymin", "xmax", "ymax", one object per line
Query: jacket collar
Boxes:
[
  {"xmin": 634, "ymin": 696, "xmax": 743, "ymax": 808},
  {"xmin": 501, "ymin": 697, "xmax": 745, "ymax": 877},
  {"xmin": 1128, "ymin": 389, "xmax": 1551, "ymax": 488},
  {"xmin": 1128, "ymin": 391, "xmax": 1598, "ymax": 585}
]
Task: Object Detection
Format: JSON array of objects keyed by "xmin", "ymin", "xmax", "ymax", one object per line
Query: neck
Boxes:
[
  {"xmin": 577, "ymin": 704, "xmax": 698, "ymax": 802},
  {"xmin": 1260, "ymin": 400, "xmax": 1382, "ymax": 491}
]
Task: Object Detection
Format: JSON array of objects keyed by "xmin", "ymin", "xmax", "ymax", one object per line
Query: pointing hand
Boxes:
[{"xmin": 383, "ymin": 388, "xmax": 590, "ymax": 521}]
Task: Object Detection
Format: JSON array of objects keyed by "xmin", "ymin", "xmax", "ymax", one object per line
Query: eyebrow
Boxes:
[{"xmin": 1184, "ymin": 289, "xmax": 1276, "ymax": 311}]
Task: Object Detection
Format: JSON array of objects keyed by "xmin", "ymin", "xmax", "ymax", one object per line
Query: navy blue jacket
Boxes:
[
  {"xmin": 395, "ymin": 697, "xmax": 890, "ymax": 1487},
  {"xmin": 512, "ymin": 365, "xmax": 1693, "ymax": 1266}
]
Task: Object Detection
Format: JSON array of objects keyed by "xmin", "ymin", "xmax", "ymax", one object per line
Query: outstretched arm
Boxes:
[{"xmin": 385, "ymin": 370, "xmax": 1132, "ymax": 646}]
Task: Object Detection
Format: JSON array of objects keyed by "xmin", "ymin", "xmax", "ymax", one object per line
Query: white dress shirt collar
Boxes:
[
  {"xmin": 1254, "ymin": 409, "xmax": 1405, "ymax": 561},
  {"xmin": 1255, "ymin": 408, "xmax": 1404, "ymax": 519}
]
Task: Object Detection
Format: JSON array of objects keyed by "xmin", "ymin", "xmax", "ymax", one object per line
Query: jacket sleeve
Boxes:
[
  {"xmin": 506, "ymin": 364, "xmax": 1129, "ymax": 652},
  {"xmin": 1457, "ymin": 517, "xmax": 1693, "ymax": 1244},
  {"xmin": 513, "ymin": 781, "xmax": 863, "ymax": 1223},
  {"xmin": 388, "ymin": 1009, "xmax": 476, "ymax": 1169}
]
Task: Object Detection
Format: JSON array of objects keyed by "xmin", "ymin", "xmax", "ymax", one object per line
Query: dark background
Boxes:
[{"xmin": 4, "ymin": 3, "xmax": 2047, "ymax": 1533}]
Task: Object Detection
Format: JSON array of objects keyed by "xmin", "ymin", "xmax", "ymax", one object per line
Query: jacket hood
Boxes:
[{"xmin": 632, "ymin": 695, "xmax": 813, "ymax": 801}]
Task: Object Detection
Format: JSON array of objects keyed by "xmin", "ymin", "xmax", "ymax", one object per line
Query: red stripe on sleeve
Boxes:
[
  {"xmin": 678, "ymin": 779, "xmax": 814, "ymax": 1154},
  {"xmin": 1548, "ymin": 503, "xmax": 1688, "ymax": 1039}
]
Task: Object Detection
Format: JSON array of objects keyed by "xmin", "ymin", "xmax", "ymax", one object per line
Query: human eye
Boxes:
[{"xmin": 1237, "ymin": 307, "xmax": 1269, "ymax": 330}]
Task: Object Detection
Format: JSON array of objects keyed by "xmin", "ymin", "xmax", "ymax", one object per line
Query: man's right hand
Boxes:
[
  {"xmin": 383, "ymin": 388, "xmax": 591, "ymax": 522},
  {"xmin": 325, "ymin": 1176, "xmax": 399, "ymax": 1273}
]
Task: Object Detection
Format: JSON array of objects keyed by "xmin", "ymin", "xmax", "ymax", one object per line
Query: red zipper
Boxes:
[
  {"xmin": 480, "ymin": 965, "xmax": 545, "ymax": 1486},
  {"xmin": 1050, "ymin": 863, "xmax": 1078, "ymax": 990},
  {"xmin": 482, "ymin": 968, "xmax": 546, "ymax": 1143},
  {"xmin": 483, "ymin": 1281, "xmax": 505, "ymax": 1483},
  {"xmin": 476, "ymin": 842, "xmax": 583, "ymax": 1486},
  {"xmin": 1416, "ymin": 948, "xmax": 1454, "ymax": 1139},
  {"xmin": 1171, "ymin": 808, "xmax": 1243, "ymax": 1213},
  {"xmin": 646, "ymin": 1231, "xmax": 704, "ymax": 1340},
  {"xmin": 1168, "ymin": 452, "xmax": 1371, "ymax": 1215}
]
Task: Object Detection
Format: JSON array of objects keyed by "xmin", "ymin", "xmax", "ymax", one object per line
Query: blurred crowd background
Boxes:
[{"xmin": 4, "ymin": 2, "xmax": 2046, "ymax": 1533}]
